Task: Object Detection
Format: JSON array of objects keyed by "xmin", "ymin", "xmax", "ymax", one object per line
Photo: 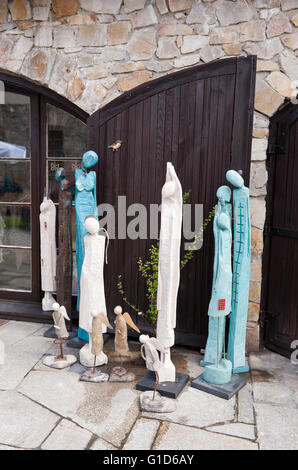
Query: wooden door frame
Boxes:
[{"xmin": 261, "ymin": 101, "xmax": 298, "ymax": 357}]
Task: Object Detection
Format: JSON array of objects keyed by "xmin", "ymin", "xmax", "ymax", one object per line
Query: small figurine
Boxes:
[
  {"xmin": 40, "ymin": 195, "xmax": 56, "ymax": 311},
  {"xmin": 80, "ymin": 312, "xmax": 112, "ymax": 383},
  {"xmin": 139, "ymin": 335, "xmax": 176, "ymax": 413},
  {"xmin": 43, "ymin": 303, "xmax": 77, "ymax": 369},
  {"xmin": 109, "ymin": 305, "xmax": 140, "ymax": 382},
  {"xmin": 108, "ymin": 140, "xmax": 122, "ymax": 151}
]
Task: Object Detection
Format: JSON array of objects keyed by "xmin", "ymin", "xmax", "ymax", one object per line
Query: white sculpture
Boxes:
[
  {"xmin": 79, "ymin": 216, "xmax": 109, "ymax": 367},
  {"xmin": 43, "ymin": 303, "xmax": 77, "ymax": 369},
  {"xmin": 40, "ymin": 196, "xmax": 56, "ymax": 311},
  {"xmin": 156, "ymin": 162, "xmax": 182, "ymax": 382},
  {"xmin": 80, "ymin": 311, "xmax": 112, "ymax": 382}
]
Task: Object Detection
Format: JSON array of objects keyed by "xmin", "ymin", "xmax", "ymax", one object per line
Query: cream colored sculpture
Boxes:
[
  {"xmin": 79, "ymin": 216, "xmax": 109, "ymax": 367},
  {"xmin": 80, "ymin": 312, "xmax": 112, "ymax": 382},
  {"xmin": 40, "ymin": 196, "xmax": 56, "ymax": 311},
  {"xmin": 109, "ymin": 305, "xmax": 140, "ymax": 382},
  {"xmin": 156, "ymin": 162, "xmax": 182, "ymax": 382},
  {"xmin": 43, "ymin": 303, "xmax": 77, "ymax": 369},
  {"xmin": 139, "ymin": 334, "xmax": 176, "ymax": 412}
]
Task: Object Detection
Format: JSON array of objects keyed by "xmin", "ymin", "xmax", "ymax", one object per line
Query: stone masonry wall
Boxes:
[{"xmin": 0, "ymin": 0, "xmax": 297, "ymax": 351}]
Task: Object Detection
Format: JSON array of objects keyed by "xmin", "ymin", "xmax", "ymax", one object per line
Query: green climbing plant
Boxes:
[{"xmin": 117, "ymin": 192, "xmax": 215, "ymax": 330}]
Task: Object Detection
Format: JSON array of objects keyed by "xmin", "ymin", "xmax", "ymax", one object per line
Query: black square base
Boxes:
[
  {"xmin": 136, "ymin": 371, "xmax": 189, "ymax": 399},
  {"xmin": 43, "ymin": 325, "xmax": 77, "ymax": 340},
  {"xmin": 191, "ymin": 373, "xmax": 247, "ymax": 400},
  {"xmin": 66, "ymin": 332, "xmax": 110, "ymax": 349}
]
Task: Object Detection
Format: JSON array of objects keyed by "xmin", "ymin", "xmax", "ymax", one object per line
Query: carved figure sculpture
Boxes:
[
  {"xmin": 201, "ymin": 186, "xmax": 233, "ymax": 385},
  {"xmin": 40, "ymin": 196, "xmax": 56, "ymax": 311},
  {"xmin": 79, "ymin": 216, "xmax": 109, "ymax": 367},
  {"xmin": 109, "ymin": 305, "xmax": 140, "ymax": 382},
  {"xmin": 156, "ymin": 162, "xmax": 182, "ymax": 383},
  {"xmin": 227, "ymin": 170, "xmax": 251, "ymax": 373}
]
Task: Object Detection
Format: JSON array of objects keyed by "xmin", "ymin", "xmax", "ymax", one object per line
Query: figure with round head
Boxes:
[
  {"xmin": 79, "ymin": 215, "xmax": 109, "ymax": 368},
  {"xmin": 109, "ymin": 305, "xmax": 141, "ymax": 382},
  {"xmin": 75, "ymin": 151, "xmax": 99, "ymax": 343}
]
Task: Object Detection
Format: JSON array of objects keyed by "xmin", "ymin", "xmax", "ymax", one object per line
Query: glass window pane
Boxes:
[
  {"xmin": 47, "ymin": 104, "xmax": 86, "ymax": 159},
  {"xmin": 0, "ymin": 161, "xmax": 30, "ymax": 203},
  {"xmin": 48, "ymin": 160, "xmax": 79, "ymax": 203},
  {"xmin": 0, "ymin": 92, "xmax": 30, "ymax": 158},
  {"xmin": 0, "ymin": 248, "xmax": 31, "ymax": 291},
  {"xmin": 0, "ymin": 205, "xmax": 31, "ymax": 247}
]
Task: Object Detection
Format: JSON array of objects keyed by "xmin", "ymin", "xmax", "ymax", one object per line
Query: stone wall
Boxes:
[{"xmin": 0, "ymin": 0, "xmax": 297, "ymax": 350}]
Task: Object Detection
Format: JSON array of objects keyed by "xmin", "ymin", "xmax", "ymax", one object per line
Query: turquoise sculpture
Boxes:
[
  {"xmin": 201, "ymin": 186, "xmax": 233, "ymax": 385},
  {"xmin": 227, "ymin": 170, "xmax": 251, "ymax": 373},
  {"xmin": 75, "ymin": 151, "xmax": 98, "ymax": 342}
]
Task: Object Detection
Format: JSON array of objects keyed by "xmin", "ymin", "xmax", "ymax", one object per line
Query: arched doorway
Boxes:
[
  {"xmin": 261, "ymin": 102, "xmax": 298, "ymax": 358},
  {"xmin": 0, "ymin": 71, "xmax": 88, "ymax": 322}
]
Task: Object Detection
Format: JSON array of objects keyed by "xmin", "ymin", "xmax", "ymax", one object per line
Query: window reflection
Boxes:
[
  {"xmin": 0, "ymin": 205, "xmax": 31, "ymax": 247},
  {"xmin": 0, "ymin": 161, "xmax": 30, "ymax": 203},
  {"xmin": 0, "ymin": 248, "xmax": 31, "ymax": 291},
  {"xmin": 0, "ymin": 92, "xmax": 30, "ymax": 158},
  {"xmin": 47, "ymin": 160, "xmax": 79, "ymax": 203}
]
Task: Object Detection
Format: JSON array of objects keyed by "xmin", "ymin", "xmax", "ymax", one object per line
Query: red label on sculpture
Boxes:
[{"xmin": 218, "ymin": 299, "xmax": 225, "ymax": 310}]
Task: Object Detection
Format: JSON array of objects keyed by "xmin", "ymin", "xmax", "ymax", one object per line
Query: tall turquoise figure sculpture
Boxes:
[
  {"xmin": 226, "ymin": 170, "xmax": 251, "ymax": 373},
  {"xmin": 75, "ymin": 151, "xmax": 98, "ymax": 342},
  {"xmin": 201, "ymin": 186, "xmax": 233, "ymax": 385}
]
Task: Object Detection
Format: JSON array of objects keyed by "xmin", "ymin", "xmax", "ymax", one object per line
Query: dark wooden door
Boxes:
[
  {"xmin": 262, "ymin": 103, "xmax": 298, "ymax": 357},
  {"xmin": 88, "ymin": 56, "xmax": 256, "ymax": 347}
]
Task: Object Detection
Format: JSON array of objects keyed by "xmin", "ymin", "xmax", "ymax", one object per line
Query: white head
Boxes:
[
  {"xmin": 84, "ymin": 216, "xmax": 100, "ymax": 235},
  {"xmin": 90, "ymin": 310, "xmax": 98, "ymax": 318},
  {"xmin": 139, "ymin": 334, "xmax": 149, "ymax": 344},
  {"xmin": 52, "ymin": 302, "xmax": 60, "ymax": 312},
  {"xmin": 114, "ymin": 305, "xmax": 122, "ymax": 316}
]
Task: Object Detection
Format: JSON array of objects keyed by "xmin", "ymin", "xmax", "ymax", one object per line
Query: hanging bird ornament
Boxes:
[
  {"xmin": 42, "ymin": 303, "xmax": 77, "ymax": 369},
  {"xmin": 109, "ymin": 305, "xmax": 141, "ymax": 382},
  {"xmin": 108, "ymin": 140, "xmax": 122, "ymax": 152}
]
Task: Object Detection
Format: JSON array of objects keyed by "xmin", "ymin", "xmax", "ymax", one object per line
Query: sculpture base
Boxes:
[
  {"xmin": 42, "ymin": 354, "xmax": 77, "ymax": 370},
  {"xmin": 191, "ymin": 373, "xmax": 247, "ymax": 400},
  {"xmin": 43, "ymin": 325, "xmax": 77, "ymax": 340},
  {"xmin": 139, "ymin": 391, "xmax": 176, "ymax": 413},
  {"xmin": 203, "ymin": 359, "xmax": 232, "ymax": 385},
  {"xmin": 109, "ymin": 367, "xmax": 135, "ymax": 382},
  {"xmin": 67, "ymin": 333, "xmax": 110, "ymax": 349},
  {"xmin": 136, "ymin": 371, "xmax": 189, "ymax": 399},
  {"xmin": 233, "ymin": 365, "xmax": 250, "ymax": 373},
  {"xmin": 79, "ymin": 369, "xmax": 109, "ymax": 383},
  {"xmin": 79, "ymin": 345, "xmax": 108, "ymax": 368}
]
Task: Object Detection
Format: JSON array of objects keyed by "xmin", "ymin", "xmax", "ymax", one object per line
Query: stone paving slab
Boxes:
[
  {"xmin": 41, "ymin": 419, "xmax": 93, "ymax": 450},
  {"xmin": 142, "ymin": 385, "xmax": 236, "ymax": 428},
  {"xmin": 238, "ymin": 381, "xmax": 255, "ymax": 424},
  {"xmin": 18, "ymin": 369, "xmax": 141, "ymax": 448},
  {"xmin": 0, "ymin": 334, "xmax": 53, "ymax": 390},
  {"xmin": 153, "ymin": 422, "xmax": 258, "ymax": 450},
  {"xmin": 0, "ymin": 444, "xmax": 22, "ymax": 450},
  {"xmin": 0, "ymin": 321, "xmax": 45, "ymax": 346},
  {"xmin": 123, "ymin": 418, "xmax": 160, "ymax": 450},
  {"xmin": 253, "ymin": 381, "xmax": 296, "ymax": 406},
  {"xmin": 0, "ymin": 391, "xmax": 59, "ymax": 449},
  {"xmin": 254, "ymin": 403, "xmax": 298, "ymax": 450},
  {"xmin": 90, "ymin": 438, "xmax": 118, "ymax": 450},
  {"xmin": 205, "ymin": 423, "xmax": 256, "ymax": 441}
]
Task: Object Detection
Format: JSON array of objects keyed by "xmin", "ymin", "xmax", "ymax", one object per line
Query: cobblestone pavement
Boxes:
[{"xmin": 0, "ymin": 321, "xmax": 297, "ymax": 450}]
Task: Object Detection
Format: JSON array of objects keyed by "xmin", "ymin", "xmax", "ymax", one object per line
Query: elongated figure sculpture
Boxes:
[
  {"xmin": 156, "ymin": 162, "xmax": 182, "ymax": 383},
  {"xmin": 75, "ymin": 151, "xmax": 99, "ymax": 342},
  {"xmin": 79, "ymin": 215, "xmax": 109, "ymax": 367},
  {"xmin": 40, "ymin": 196, "xmax": 56, "ymax": 311},
  {"xmin": 80, "ymin": 312, "xmax": 112, "ymax": 382},
  {"xmin": 109, "ymin": 305, "xmax": 140, "ymax": 382},
  {"xmin": 201, "ymin": 186, "xmax": 233, "ymax": 385},
  {"xmin": 43, "ymin": 303, "xmax": 77, "ymax": 369},
  {"xmin": 227, "ymin": 170, "xmax": 251, "ymax": 373}
]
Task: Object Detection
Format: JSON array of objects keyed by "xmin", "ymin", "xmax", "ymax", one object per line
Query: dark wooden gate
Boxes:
[
  {"xmin": 87, "ymin": 56, "xmax": 256, "ymax": 347},
  {"xmin": 261, "ymin": 103, "xmax": 298, "ymax": 358}
]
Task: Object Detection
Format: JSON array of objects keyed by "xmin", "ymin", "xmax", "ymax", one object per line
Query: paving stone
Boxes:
[
  {"xmin": 0, "ymin": 391, "xmax": 59, "ymax": 449},
  {"xmin": 0, "ymin": 334, "xmax": 53, "ymax": 390},
  {"xmin": 90, "ymin": 438, "xmax": 118, "ymax": 450},
  {"xmin": 123, "ymin": 418, "xmax": 160, "ymax": 450},
  {"xmin": 0, "ymin": 321, "xmax": 44, "ymax": 346},
  {"xmin": 255, "ymin": 403, "xmax": 298, "ymax": 450},
  {"xmin": 172, "ymin": 351, "xmax": 204, "ymax": 380},
  {"xmin": 206, "ymin": 423, "xmax": 256, "ymax": 441},
  {"xmin": 249, "ymin": 350, "xmax": 298, "ymax": 378},
  {"xmin": 18, "ymin": 370, "xmax": 140, "ymax": 448},
  {"xmin": 0, "ymin": 445, "xmax": 22, "ymax": 450},
  {"xmin": 41, "ymin": 419, "xmax": 92, "ymax": 450},
  {"xmin": 52, "ymin": 0, "xmax": 78, "ymax": 18},
  {"xmin": 153, "ymin": 422, "xmax": 258, "ymax": 450},
  {"xmin": 142, "ymin": 385, "xmax": 236, "ymax": 428},
  {"xmin": 238, "ymin": 382, "xmax": 255, "ymax": 424},
  {"xmin": 253, "ymin": 381, "xmax": 295, "ymax": 405}
]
